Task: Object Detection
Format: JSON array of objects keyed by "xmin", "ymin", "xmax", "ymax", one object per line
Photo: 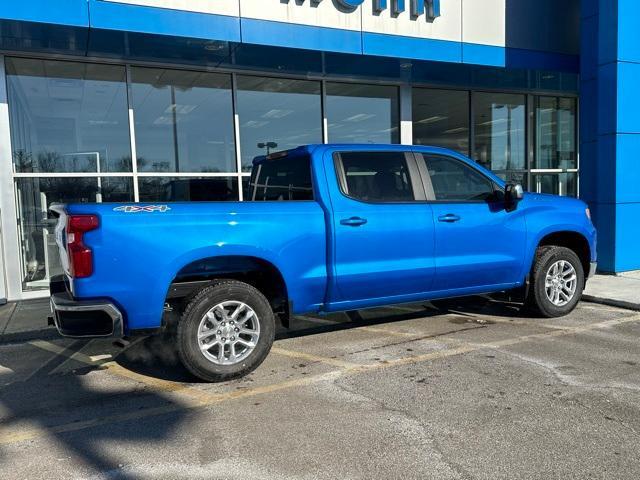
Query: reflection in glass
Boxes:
[
  {"xmin": 15, "ymin": 177, "xmax": 134, "ymax": 291},
  {"xmin": 495, "ymin": 171, "xmax": 528, "ymax": 188},
  {"xmin": 248, "ymin": 156, "xmax": 313, "ymax": 201},
  {"xmin": 533, "ymin": 173, "xmax": 577, "ymax": 197},
  {"xmin": 131, "ymin": 68, "xmax": 236, "ymax": 173},
  {"xmin": 535, "ymin": 97, "xmax": 577, "ymax": 170},
  {"xmin": 237, "ymin": 77, "xmax": 322, "ymax": 171},
  {"xmin": 326, "ymin": 83, "xmax": 399, "ymax": 144},
  {"xmin": 412, "ymin": 88, "xmax": 469, "ymax": 155},
  {"xmin": 138, "ymin": 177, "xmax": 239, "ymax": 202},
  {"xmin": 473, "ymin": 93, "xmax": 526, "ymax": 171},
  {"xmin": 6, "ymin": 58, "xmax": 131, "ymax": 173}
]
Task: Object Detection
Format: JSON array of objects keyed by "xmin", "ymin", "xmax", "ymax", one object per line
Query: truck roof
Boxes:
[
  {"xmin": 252, "ymin": 143, "xmax": 460, "ymax": 165},
  {"xmin": 252, "ymin": 143, "xmax": 505, "ymax": 186}
]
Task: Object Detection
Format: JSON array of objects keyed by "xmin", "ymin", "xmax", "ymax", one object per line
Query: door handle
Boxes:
[
  {"xmin": 340, "ymin": 216, "xmax": 368, "ymax": 227},
  {"xmin": 438, "ymin": 214, "xmax": 461, "ymax": 223}
]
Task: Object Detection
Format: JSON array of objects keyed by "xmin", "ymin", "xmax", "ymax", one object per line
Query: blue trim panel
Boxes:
[
  {"xmin": 506, "ymin": 47, "xmax": 579, "ymax": 73},
  {"xmin": 0, "ymin": 0, "xmax": 89, "ymax": 28},
  {"xmin": 88, "ymin": 0, "xmax": 240, "ymax": 42},
  {"xmin": 462, "ymin": 43, "xmax": 505, "ymax": 67},
  {"xmin": 240, "ymin": 18, "xmax": 362, "ymax": 56},
  {"xmin": 363, "ymin": 32, "xmax": 461, "ymax": 63}
]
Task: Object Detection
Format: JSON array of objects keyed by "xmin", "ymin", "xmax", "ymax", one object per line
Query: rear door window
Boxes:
[
  {"xmin": 248, "ymin": 155, "xmax": 313, "ymax": 201},
  {"xmin": 336, "ymin": 151, "xmax": 421, "ymax": 202}
]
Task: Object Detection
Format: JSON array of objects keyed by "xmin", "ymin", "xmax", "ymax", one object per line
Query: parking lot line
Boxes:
[
  {"xmin": 27, "ymin": 339, "xmax": 219, "ymax": 403},
  {"xmin": 7, "ymin": 312, "xmax": 639, "ymax": 447},
  {"xmin": 0, "ymin": 369, "xmax": 345, "ymax": 446},
  {"xmin": 28, "ymin": 339, "xmax": 96, "ymax": 365},
  {"xmin": 270, "ymin": 346, "xmax": 361, "ymax": 369}
]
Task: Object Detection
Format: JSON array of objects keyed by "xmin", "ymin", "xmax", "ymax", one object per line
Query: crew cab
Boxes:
[{"xmin": 49, "ymin": 145, "xmax": 597, "ymax": 381}]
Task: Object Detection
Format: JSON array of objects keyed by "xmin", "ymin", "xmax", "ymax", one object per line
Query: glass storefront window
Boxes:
[
  {"xmin": 3, "ymin": 55, "xmax": 581, "ymax": 295},
  {"xmin": 535, "ymin": 97, "xmax": 577, "ymax": 170},
  {"xmin": 533, "ymin": 173, "xmax": 577, "ymax": 197},
  {"xmin": 412, "ymin": 88, "xmax": 469, "ymax": 155},
  {"xmin": 494, "ymin": 170, "xmax": 529, "ymax": 187},
  {"xmin": 14, "ymin": 177, "xmax": 134, "ymax": 291},
  {"xmin": 131, "ymin": 68, "xmax": 236, "ymax": 173},
  {"xmin": 473, "ymin": 92, "xmax": 526, "ymax": 172},
  {"xmin": 138, "ymin": 177, "xmax": 239, "ymax": 202},
  {"xmin": 326, "ymin": 83, "xmax": 399, "ymax": 144},
  {"xmin": 6, "ymin": 58, "xmax": 132, "ymax": 173},
  {"xmin": 237, "ymin": 76, "xmax": 322, "ymax": 171}
]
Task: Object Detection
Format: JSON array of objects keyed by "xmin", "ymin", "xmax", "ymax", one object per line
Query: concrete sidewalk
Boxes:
[
  {"xmin": 0, "ymin": 273, "xmax": 639, "ymax": 344},
  {"xmin": 0, "ymin": 298, "xmax": 56, "ymax": 344},
  {"xmin": 584, "ymin": 271, "xmax": 640, "ymax": 311}
]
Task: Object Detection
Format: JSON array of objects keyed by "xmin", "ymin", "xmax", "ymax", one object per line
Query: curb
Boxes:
[{"xmin": 582, "ymin": 295, "xmax": 640, "ymax": 313}]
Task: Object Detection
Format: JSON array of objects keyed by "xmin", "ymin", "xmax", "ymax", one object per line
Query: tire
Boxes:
[
  {"xmin": 177, "ymin": 280, "xmax": 275, "ymax": 382},
  {"xmin": 525, "ymin": 246, "xmax": 584, "ymax": 318}
]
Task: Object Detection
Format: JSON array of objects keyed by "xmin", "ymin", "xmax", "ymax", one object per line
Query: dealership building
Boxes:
[{"xmin": 0, "ymin": 0, "xmax": 636, "ymax": 303}]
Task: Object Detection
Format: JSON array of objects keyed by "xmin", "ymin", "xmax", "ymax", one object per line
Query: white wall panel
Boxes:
[
  {"xmin": 462, "ymin": 0, "xmax": 505, "ymax": 47},
  {"xmin": 102, "ymin": 0, "xmax": 240, "ymax": 17},
  {"xmin": 361, "ymin": 0, "xmax": 461, "ymax": 42},
  {"xmin": 240, "ymin": 0, "xmax": 362, "ymax": 32}
]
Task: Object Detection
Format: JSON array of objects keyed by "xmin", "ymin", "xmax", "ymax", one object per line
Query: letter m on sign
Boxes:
[{"xmin": 373, "ymin": 0, "xmax": 441, "ymax": 20}]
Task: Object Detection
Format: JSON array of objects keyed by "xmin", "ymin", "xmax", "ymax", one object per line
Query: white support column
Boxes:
[
  {"xmin": 232, "ymin": 73, "xmax": 244, "ymax": 201},
  {"xmin": 399, "ymin": 84, "xmax": 413, "ymax": 145},
  {"xmin": 0, "ymin": 55, "xmax": 23, "ymax": 301},
  {"xmin": 125, "ymin": 65, "xmax": 140, "ymax": 202}
]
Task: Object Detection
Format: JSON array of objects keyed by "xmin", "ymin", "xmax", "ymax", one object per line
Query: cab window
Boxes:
[
  {"xmin": 422, "ymin": 154, "xmax": 495, "ymax": 202},
  {"xmin": 248, "ymin": 155, "xmax": 313, "ymax": 201},
  {"xmin": 336, "ymin": 151, "xmax": 417, "ymax": 202}
]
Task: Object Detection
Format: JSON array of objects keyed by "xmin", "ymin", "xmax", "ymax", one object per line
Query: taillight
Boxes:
[{"xmin": 66, "ymin": 215, "xmax": 99, "ymax": 278}]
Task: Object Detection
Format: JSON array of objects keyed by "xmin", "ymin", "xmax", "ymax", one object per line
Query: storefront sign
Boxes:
[{"xmin": 314, "ymin": 0, "xmax": 441, "ymax": 21}]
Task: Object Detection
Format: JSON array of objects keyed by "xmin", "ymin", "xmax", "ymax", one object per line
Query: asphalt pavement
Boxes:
[{"xmin": 1, "ymin": 299, "xmax": 639, "ymax": 479}]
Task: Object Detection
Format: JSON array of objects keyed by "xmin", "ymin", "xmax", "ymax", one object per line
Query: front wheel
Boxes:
[
  {"xmin": 177, "ymin": 280, "xmax": 275, "ymax": 382},
  {"xmin": 525, "ymin": 246, "xmax": 584, "ymax": 318}
]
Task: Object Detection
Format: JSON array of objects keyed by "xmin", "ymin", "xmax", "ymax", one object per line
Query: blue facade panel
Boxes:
[
  {"xmin": 617, "ymin": 0, "xmax": 640, "ymax": 63},
  {"xmin": 615, "ymin": 134, "xmax": 640, "ymax": 204},
  {"xmin": 581, "ymin": 0, "xmax": 640, "ymax": 272},
  {"xmin": 616, "ymin": 203, "xmax": 640, "ymax": 271},
  {"xmin": 0, "ymin": 0, "xmax": 89, "ymax": 28},
  {"xmin": 462, "ymin": 43, "xmax": 505, "ymax": 68},
  {"xmin": 88, "ymin": 0, "xmax": 241, "ymax": 42},
  {"xmin": 362, "ymin": 32, "xmax": 461, "ymax": 64}
]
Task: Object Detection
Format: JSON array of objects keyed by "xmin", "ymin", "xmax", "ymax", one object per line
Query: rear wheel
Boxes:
[
  {"xmin": 526, "ymin": 246, "xmax": 584, "ymax": 318},
  {"xmin": 177, "ymin": 280, "xmax": 275, "ymax": 382}
]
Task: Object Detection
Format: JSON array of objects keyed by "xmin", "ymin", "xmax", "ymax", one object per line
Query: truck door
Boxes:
[
  {"xmin": 325, "ymin": 149, "xmax": 435, "ymax": 307},
  {"xmin": 415, "ymin": 152, "xmax": 527, "ymax": 292}
]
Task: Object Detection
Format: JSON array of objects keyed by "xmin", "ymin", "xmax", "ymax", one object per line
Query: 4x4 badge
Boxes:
[{"xmin": 113, "ymin": 205, "xmax": 171, "ymax": 213}]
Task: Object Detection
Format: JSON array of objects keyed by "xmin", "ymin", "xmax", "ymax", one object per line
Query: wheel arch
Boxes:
[
  {"xmin": 534, "ymin": 230, "xmax": 592, "ymax": 280},
  {"xmin": 166, "ymin": 255, "xmax": 291, "ymax": 327}
]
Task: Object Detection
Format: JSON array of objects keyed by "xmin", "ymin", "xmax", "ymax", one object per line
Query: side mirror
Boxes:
[{"xmin": 505, "ymin": 183, "xmax": 524, "ymax": 208}]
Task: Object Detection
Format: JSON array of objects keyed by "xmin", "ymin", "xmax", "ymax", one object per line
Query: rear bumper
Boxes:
[{"xmin": 49, "ymin": 275, "xmax": 124, "ymax": 338}]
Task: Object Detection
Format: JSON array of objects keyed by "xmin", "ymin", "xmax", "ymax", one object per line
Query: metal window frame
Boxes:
[{"xmin": 412, "ymin": 86, "xmax": 579, "ymax": 195}]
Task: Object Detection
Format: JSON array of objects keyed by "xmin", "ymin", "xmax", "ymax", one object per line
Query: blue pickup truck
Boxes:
[{"xmin": 50, "ymin": 144, "xmax": 597, "ymax": 381}]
